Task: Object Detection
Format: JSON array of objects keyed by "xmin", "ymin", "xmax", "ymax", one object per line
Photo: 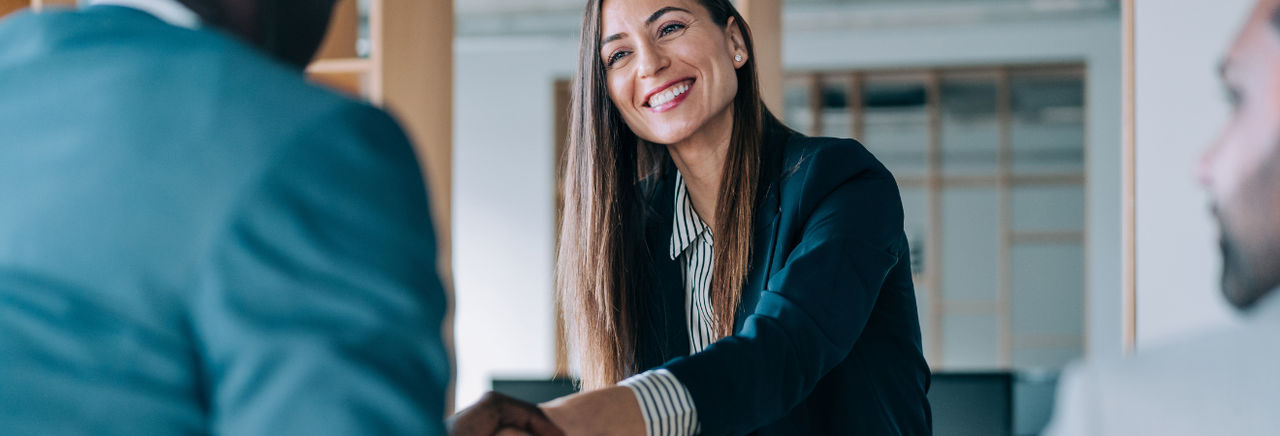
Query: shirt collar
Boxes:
[
  {"xmin": 87, "ymin": 0, "xmax": 201, "ymax": 29},
  {"xmin": 669, "ymin": 171, "xmax": 711, "ymax": 260}
]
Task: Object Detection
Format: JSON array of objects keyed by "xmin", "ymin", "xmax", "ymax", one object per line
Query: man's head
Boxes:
[
  {"xmin": 1199, "ymin": 0, "xmax": 1280, "ymax": 310},
  {"xmin": 176, "ymin": 0, "xmax": 338, "ymax": 68}
]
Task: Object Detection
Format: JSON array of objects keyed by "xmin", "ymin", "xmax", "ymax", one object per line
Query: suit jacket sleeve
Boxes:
[
  {"xmin": 661, "ymin": 149, "xmax": 907, "ymax": 435},
  {"xmin": 189, "ymin": 104, "xmax": 449, "ymax": 435}
]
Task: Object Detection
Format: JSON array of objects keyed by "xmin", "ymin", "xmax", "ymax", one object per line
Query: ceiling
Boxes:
[
  {"xmin": 456, "ymin": 0, "xmax": 1120, "ymax": 37},
  {"xmin": 456, "ymin": 0, "xmax": 1119, "ymax": 15}
]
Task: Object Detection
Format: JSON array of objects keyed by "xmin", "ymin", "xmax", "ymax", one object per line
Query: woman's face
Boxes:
[{"xmin": 599, "ymin": 0, "xmax": 747, "ymax": 145}]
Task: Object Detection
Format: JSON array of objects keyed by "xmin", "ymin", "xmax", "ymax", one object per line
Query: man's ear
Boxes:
[{"xmin": 725, "ymin": 16, "xmax": 748, "ymax": 67}]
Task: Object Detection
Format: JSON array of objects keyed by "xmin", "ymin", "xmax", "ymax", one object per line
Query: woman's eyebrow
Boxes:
[
  {"xmin": 645, "ymin": 6, "xmax": 691, "ymax": 26},
  {"xmin": 602, "ymin": 6, "xmax": 693, "ymax": 45}
]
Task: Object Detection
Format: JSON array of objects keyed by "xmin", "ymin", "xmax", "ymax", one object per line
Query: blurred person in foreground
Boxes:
[
  {"xmin": 0, "ymin": 0, "xmax": 556, "ymax": 434},
  {"xmin": 1046, "ymin": 1, "xmax": 1280, "ymax": 434}
]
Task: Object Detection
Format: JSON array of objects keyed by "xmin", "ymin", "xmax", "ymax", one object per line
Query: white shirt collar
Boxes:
[
  {"xmin": 669, "ymin": 171, "xmax": 712, "ymax": 261},
  {"xmin": 86, "ymin": 0, "xmax": 201, "ymax": 29}
]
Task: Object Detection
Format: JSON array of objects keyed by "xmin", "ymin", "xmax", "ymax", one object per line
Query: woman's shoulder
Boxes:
[
  {"xmin": 763, "ymin": 129, "xmax": 906, "ymax": 243},
  {"xmin": 774, "ymin": 131, "xmax": 899, "ymax": 208},
  {"xmin": 781, "ymin": 134, "xmax": 889, "ymax": 176}
]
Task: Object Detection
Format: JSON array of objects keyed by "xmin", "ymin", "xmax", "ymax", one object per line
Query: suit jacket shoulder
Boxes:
[
  {"xmin": 0, "ymin": 7, "xmax": 446, "ymax": 435},
  {"xmin": 771, "ymin": 132, "xmax": 904, "ymax": 247},
  {"xmin": 1046, "ymin": 304, "xmax": 1280, "ymax": 436}
]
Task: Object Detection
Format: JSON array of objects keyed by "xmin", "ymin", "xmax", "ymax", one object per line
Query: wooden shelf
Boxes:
[
  {"xmin": 941, "ymin": 300, "xmax": 1000, "ymax": 315},
  {"xmin": 307, "ymin": 57, "xmax": 373, "ymax": 75},
  {"xmin": 1012, "ymin": 334, "xmax": 1083, "ymax": 348},
  {"xmin": 1010, "ymin": 230, "xmax": 1085, "ymax": 244},
  {"xmin": 896, "ymin": 172, "xmax": 1085, "ymax": 188}
]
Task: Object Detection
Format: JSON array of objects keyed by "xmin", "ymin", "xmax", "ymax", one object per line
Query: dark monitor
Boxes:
[
  {"xmin": 928, "ymin": 372, "xmax": 1014, "ymax": 436},
  {"xmin": 493, "ymin": 372, "xmax": 1019, "ymax": 435},
  {"xmin": 491, "ymin": 378, "xmax": 580, "ymax": 404}
]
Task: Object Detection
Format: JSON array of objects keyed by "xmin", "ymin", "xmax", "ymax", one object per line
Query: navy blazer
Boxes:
[{"xmin": 632, "ymin": 121, "xmax": 932, "ymax": 435}]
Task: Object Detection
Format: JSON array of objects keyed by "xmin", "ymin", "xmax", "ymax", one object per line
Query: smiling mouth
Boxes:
[{"xmin": 644, "ymin": 79, "xmax": 695, "ymax": 111}]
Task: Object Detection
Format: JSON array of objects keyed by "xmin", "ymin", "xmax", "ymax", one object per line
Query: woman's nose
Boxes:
[{"xmin": 636, "ymin": 44, "xmax": 670, "ymax": 79}]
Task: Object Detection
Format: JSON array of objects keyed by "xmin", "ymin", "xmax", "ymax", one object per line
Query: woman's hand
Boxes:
[
  {"xmin": 540, "ymin": 386, "xmax": 645, "ymax": 436},
  {"xmin": 448, "ymin": 391, "xmax": 565, "ymax": 436}
]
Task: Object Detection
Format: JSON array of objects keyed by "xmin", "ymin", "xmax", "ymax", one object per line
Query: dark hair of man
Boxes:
[{"xmin": 172, "ymin": 0, "xmax": 336, "ymax": 69}]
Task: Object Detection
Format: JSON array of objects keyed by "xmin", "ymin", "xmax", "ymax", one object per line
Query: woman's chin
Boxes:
[{"xmin": 638, "ymin": 125, "xmax": 700, "ymax": 146}]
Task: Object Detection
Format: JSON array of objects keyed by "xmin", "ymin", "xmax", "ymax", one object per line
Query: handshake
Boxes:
[
  {"xmin": 446, "ymin": 386, "xmax": 642, "ymax": 436},
  {"xmin": 447, "ymin": 391, "xmax": 564, "ymax": 436}
]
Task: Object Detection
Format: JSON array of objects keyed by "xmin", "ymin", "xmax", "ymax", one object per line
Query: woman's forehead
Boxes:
[{"xmin": 601, "ymin": 0, "xmax": 702, "ymax": 28}]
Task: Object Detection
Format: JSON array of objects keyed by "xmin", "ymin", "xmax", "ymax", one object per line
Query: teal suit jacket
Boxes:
[{"xmin": 0, "ymin": 6, "xmax": 448, "ymax": 435}]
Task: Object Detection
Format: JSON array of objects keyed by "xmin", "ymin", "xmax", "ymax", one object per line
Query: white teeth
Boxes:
[{"xmin": 648, "ymin": 82, "xmax": 690, "ymax": 108}]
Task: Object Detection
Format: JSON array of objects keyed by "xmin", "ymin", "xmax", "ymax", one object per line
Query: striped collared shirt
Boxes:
[{"xmin": 620, "ymin": 171, "xmax": 714, "ymax": 436}]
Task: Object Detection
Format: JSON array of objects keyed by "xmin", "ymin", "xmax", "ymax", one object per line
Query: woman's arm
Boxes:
[{"xmin": 540, "ymin": 386, "xmax": 645, "ymax": 436}]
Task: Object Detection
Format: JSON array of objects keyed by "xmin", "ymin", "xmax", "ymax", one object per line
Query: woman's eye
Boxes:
[
  {"xmin": 607, "ymin": 51, "xmax": 630, "ymax": 67},
  {"xmin": 659, "ymin": 23, "xmax": 686, "ymax": 37}
]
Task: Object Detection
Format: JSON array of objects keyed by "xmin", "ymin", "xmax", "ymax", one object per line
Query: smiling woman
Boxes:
[
  {"xmin": 539, "ymin": 0, "xmax": 933, "ymax": 435},
  {"xmin": 564, "ymin": 0, "xmax": 765, "ymax": 391}
]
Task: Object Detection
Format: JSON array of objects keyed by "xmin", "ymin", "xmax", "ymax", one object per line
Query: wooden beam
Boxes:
[
  {"xmin": 807, "ymin": 73, "xmax": 822, "ymax": 136},
  {"xmin": 307, "ymin": 58, "xmax": 373, "ymax": 75},
  {"xmin": 894, "ymin": 172, "xmax": 1086, "ymax": 188},
  {"xmin": 308, "ymin": 71, "xmax": 368, "ymax": 98},
  {"xmin": 1122, "ymin": 0, "xmax": 1137, "ymax": 355},
  {"xmin": 553, "ymin": 79, "xmax": 572, "ymax": 378},
  {"xmin": 380, "ymin": 0, "xmax": 455, "ymax": 413},
  {"xmin": 997, "ymin": 68, "xmax": 1013, "ymax": 368},
  {"xmin": 925, "ymin": 71, "xmax": 943, "ymax": 365},
  {"xmin": 736, "ymin": 0, "xmax": 783, "ymax": 114},
  {"xmin": 315, "ymin": 0, "xmax": 360, "ymax": 61},
  {"xmin": 30, "ymin": 0, "xmax": 75, "ymax": 11}
]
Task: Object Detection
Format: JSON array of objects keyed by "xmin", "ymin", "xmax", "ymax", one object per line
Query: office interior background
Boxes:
[
  {"xmin": 0, "ymin": 0, "xmax": 1254, "ymax": 434},
  {"xmin": 454, "ymin": 2, "xmax": 1120, "ymax": 434},
  {"xmin": 452, "ymin": 1, "xmax": 1246, "ymax": 434}
]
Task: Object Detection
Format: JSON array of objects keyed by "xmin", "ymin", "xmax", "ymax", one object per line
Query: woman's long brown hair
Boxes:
[{"xmin": 557, "ymin": 0, "xmax": 773, "ymax": 389}]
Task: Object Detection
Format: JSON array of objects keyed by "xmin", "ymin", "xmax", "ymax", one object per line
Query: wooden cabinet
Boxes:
[
  {"xmin": 306, "ymin": 0, "xmax": 452, "ymax": 291},
  {"xmin": 307, "ymin": 0, "xmax": 457, "ymax": 412}
]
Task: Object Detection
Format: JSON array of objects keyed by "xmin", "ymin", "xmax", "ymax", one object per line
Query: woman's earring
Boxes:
[{"xmin": 735, "ymin": 54, "xmax": 743, "ymax": 62}]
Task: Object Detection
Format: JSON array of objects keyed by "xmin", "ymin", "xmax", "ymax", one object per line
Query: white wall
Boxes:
[
  {"xmin": 452, "ymin": 15, "xmax": 1122, "ymax": 407},
  {"xmin": 453, "ymin": 38, "xmax": 579, "ymax": 408},
  {"xmin": 1133, "ymin": 0, "xmax": 1252, "ymax": 350}
]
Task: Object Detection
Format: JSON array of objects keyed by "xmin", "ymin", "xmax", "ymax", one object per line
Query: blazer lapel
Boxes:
[
  {"xmin": 637, "ymin": 167, "xmax": 691, "ymax": 370},
  {"xmin": 738, "ymin": 123, "xmax": 789, "ymax": 331}
]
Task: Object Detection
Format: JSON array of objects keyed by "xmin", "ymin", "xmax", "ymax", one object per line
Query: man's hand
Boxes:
[{"xmin": 447, "ymin": 391, "xmax": 565, "ymax": 436}]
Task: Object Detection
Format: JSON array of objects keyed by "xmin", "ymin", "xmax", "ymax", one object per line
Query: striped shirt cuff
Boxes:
[{"xmin": 619, "ymin": 369, "xmax": 700, "ymax": 436}]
